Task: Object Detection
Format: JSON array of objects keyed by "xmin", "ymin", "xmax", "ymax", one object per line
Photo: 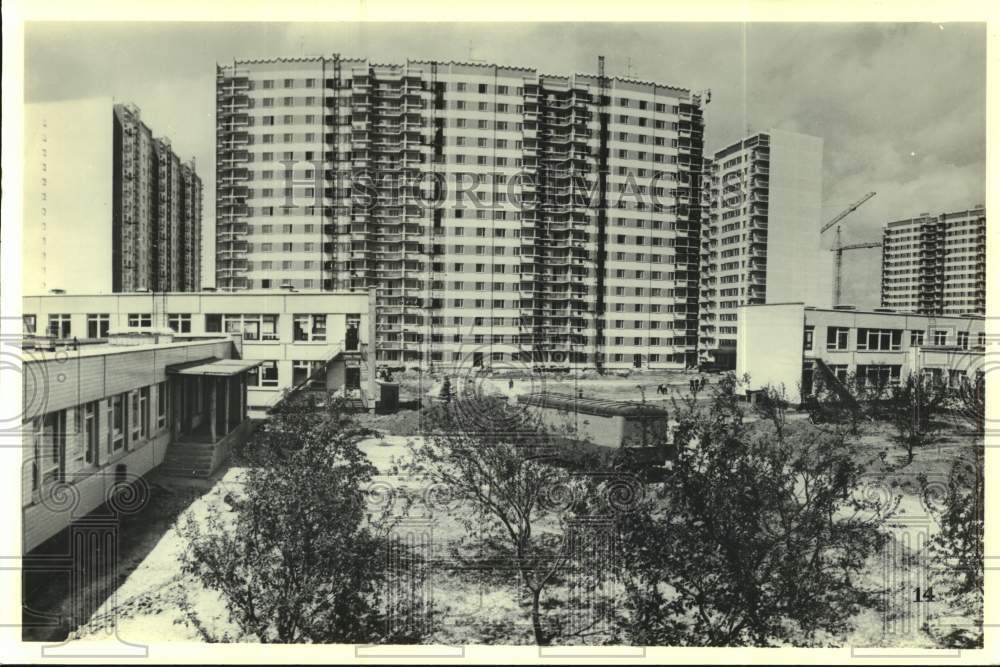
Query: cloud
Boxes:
[{"xmin": 22, "ymin": 22, "xmax": 985, "ymax": 300}]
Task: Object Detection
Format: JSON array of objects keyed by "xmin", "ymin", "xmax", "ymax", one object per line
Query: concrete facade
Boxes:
[
  {"xmin": 19, "ymin": 336, "xmax": 253, "ymax": 554},
  {"xmin": 699, "ymin": 130, "xmax": 829, "ymax": 366},
  {"xmin": 22, "ymin": 290, "xmax": 377, "ymax": 416},
  {"xmin": 215, "ymin": 57, "xmax": 708, "ymax": 372},
  {"xmin": 881, "ymin": 206, "xmax": 986, "ymax": 316},
  {"xmin": 24, "ymin": 98, "xmax": 115, "ymax": 294},
  {"xmin": 736, "ymin": 302, "xmax": 985, "ymax": 397},
  {"xmin": 114, "ymin": 104, "xmax": 203, "ymax": 293}
]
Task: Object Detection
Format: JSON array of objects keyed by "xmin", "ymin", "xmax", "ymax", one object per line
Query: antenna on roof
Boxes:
[{"xmin": 625, "ymin": 57, "xmax": 633, "ymax": 78}]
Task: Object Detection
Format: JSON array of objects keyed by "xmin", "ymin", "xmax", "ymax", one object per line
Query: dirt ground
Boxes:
[
  {"xmin": 393, "ymin": 368, "xmax": 698, "ymax": 406},
  {"xmin": 40, "ymin": 404, "xmax": 980, "ymax": 647}
]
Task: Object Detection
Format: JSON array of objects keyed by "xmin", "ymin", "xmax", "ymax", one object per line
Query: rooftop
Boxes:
[
  {"xmin": 740, "ymin": 302, "xmax": 984, "ymax": 321},
  {"xmin": 518, "ymin": 392, "xmax": 670, "ymax": 418},
  {"xmin": 20, "ymin": 335, "xmax": 234, "ymax": 362},
  {"xmin": 24, "ymin": 289, "xmax": 369, "ymax": 298}
]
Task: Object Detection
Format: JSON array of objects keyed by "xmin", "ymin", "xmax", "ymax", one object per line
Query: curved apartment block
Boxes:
[{"xmin": 216, "ymin": 57, "xmax": 707, "ymax": 372}]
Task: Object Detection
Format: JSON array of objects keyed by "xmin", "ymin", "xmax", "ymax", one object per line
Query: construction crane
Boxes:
[{"xmin": 820, "ymin": 191, "xmax": 879, "ymax": 306}]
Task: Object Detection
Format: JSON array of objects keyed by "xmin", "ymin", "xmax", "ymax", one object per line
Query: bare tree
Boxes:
[
  {"xmin": 397, "ymin": 392, "xmax": 605, "ymax": 645},
  {"xmin": 884, "ymin": 373, "xmax": 950, "ymax": 464},
  {"xmin": 752, "ymin": 383, "xmax": 790, "ymax": 441}
]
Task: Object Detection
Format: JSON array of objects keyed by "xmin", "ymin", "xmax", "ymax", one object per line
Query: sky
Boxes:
[{"xmin": 23, "ymin": 22, "xmax": 986, "ymax": 305}]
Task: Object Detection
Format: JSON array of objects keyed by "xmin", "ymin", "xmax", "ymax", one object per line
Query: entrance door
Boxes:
[{"xmin": 346, "ymin": 367, "xmax": 361, "ymax": 390}]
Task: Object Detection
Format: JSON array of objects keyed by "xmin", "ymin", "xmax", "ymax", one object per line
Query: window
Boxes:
[
  {"xmin": 248, "ymin": 361, "xmax": 280, "ymax": 388},
  {"xmin": 828, "ymin": 364, "xmax": 849, "ymax": 384},
  {"xmin": 128, "ymin": 313, "xmax": 152, "ymax": 328},
  {"xmin": 293, "ymin": 314, "xmax": 327, "ymax": 342},
  {"xmin": 856, "ymin": 328, "xmax": 902, "ymax": 351},
  {"xmin": 803, "ymin": 326, "xmax": 814, "ymax": 351},
  {"xmin": 933, "ymin": 330, "xmax": 948, "ymax": 346},
  {"xmin": 910, "ymin": 330, "xmax": 925, "ymax": 347},
  {"xmin": 109, "ymin": 394, "xmax": 126, "ymax": 453},
  {"xmin": 826, "ymin": 327, "xmax": 849, "ymax": 350},
  {"xmin": 292, "ymin": 360, "xmax": 325, "ymax": 386},
  {"xmin": 219, "ymin": 314, "xmax": 279, "ymax": 341},
  {"xmin": 958, "ymin": 331, "xmax": 969, "ymax": 349},
  {"xmin": 167, "ymin": 313, "xmax": 192, "ymax": 333},
  {"xmin": 23, "ymin": 314, "xmax": 36, "ymax": 335},
  {"xmin": 87, "ymin": 313, "xmax": 110, "ymax": 338},
  {"xmin": 858, "ymin": 364, "xmax": 902, "ymax": 387},
  {"xmin": 138, "ymin": 387, "xmax": 150, "ymax": 439},
  {"xmin": 130, "ymin": 390, "xmax": 142, "ymax": 444},
  {"xmin": 48, "ymin": 314, "xmax": 71, "ymax": 338},
  {"xmin": 157, "ymin": 382, "xmax": 168, "ymax": 429},
  {"xmin": 82, "ymin": 401, "xmax": 99, "ymax": 465},
  {"xmin": 34, "ymin": 409, "xmax": 67, "ymax": 488}
]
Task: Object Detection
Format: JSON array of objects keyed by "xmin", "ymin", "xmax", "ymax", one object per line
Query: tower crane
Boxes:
[{"xmin": 820, "ymin": 191, "xmax": 879, "ymax": 306}]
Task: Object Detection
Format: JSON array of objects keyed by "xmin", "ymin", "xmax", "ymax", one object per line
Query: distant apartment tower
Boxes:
[
  {"xmin": 216, "ymin": 57, "xmax": 707, "ymax": 370},
  {"xmin": 113, "ymin": 103, "xmax": 202, "ymax": 292},
  {"xmin": 881, "ymin": 205, "xmax": 986, "ymax": 316},
  {"xmin": 698, "ymin": 130, "xmax": 829, "ymax": 366}
]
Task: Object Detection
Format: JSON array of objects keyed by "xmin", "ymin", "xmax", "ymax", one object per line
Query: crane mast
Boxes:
[{"xmin": 821, "ymin": 192, "xmax": 879, "ymax": 306}]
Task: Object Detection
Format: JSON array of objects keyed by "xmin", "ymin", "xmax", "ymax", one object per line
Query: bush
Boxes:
[
  {"xmin": 179, "ymin": 396, "xmax": 424, "ymax": 643},
  {"xmin": 619, "ymin": 380, "xmax": 894, "ymax": 646}
]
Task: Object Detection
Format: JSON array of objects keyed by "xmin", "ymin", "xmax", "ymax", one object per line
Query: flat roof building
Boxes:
[
  {"xmin": 22, "ymin": 289, "xmax": 376, "ymax": 417},
  {"xmin": 216, "ymin": 57, "xmax": 707, "ymax": 372},
  {"xmin": 20, "ymin": 333, "xmax": 258, "ymax": 554},
  {"xmin": 881, "ymin": 205, "xmax": 986, "ymax": 317},
  {"xmin": 23, "ymin": 99, "xmax": 203, "ymax": 294},
  {"xmin": 114, "ymin": 104, "xmax": 203, "ymax": 292},
  {"xmin": 736, "ymin": 302, "xmax": 985, "ymax": 399},
  {"xmin": 699, "ymin": 130, "xmax": 830, "ymax": 368}
]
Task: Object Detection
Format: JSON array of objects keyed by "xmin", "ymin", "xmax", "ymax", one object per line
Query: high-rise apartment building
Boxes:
[
  {"xmin": 698, "ymin": 130, "xmax": 829, "ymax": 366},
  {"xmin": 216, "ymin": 57, "xmax": 706, "ymax": 371},
  {"xmin": 113, "ymin": 103, "xmax": 202, "ymax": 292},
  {"xmin": 881, "ymin": 206, "xmax": 986, "ymax": 316}
]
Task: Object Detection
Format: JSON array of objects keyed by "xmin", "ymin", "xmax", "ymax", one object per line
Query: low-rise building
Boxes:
[
  {"xmin": 736, "ymin": 303, "xmax": 985, "ymax": 398},
  {"xmin": 517, "ymin": 392, "xmax": 672, "ymax": 465},
  {"xmin": 22, "ymin": 289, "xmax": 377, "ymax": 416},
  {"xmin": 20, "ymin": 331, "xmax": 259, "ymax": 554}
]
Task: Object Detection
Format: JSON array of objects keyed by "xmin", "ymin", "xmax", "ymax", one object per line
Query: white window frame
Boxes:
[
  {"xmin": 249, "ymin": 361, "xmax": 280, "ymax": 389},
  {"xmin": 128, "ymin": 313, "xmax": 152, "ymax": 328},
  {"xmin": 139, "ymin": 387, "xmax": 150, "ymax": 439},
  {"xmin": 293, "ymin": 314, "xmax": 327, "ymax": 342},
  {"xmin": 826, "ymin": 327, "xmax": 849, "ymax": 351},
  {"xmin": 130, "ymin": 390, "xmax": 142, "ymax": 445},
  {"xmin": 87, "ymin": 313, "xmax": 110, "ymax": 338},
  {"xmin": 157, "ymin": 382, "xmax": 168, "ymax": 429},
  {"xmin": 109, "ymin": 394, "xmax": 126, "ymax": 453},
  {"xmin": 36, "ymin": 410, "xmax": 66, "ymax": 489},
  {"xmin": 83, "ymin": 401, "xmax": 99, "ymax": 466},
  {"xmin": 167, "ymin": 313, "xmax": 192, "ymax": 333},
  {"xmin": 48, "ymin": 314, "xmax": 71, "ymax": 338}
]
